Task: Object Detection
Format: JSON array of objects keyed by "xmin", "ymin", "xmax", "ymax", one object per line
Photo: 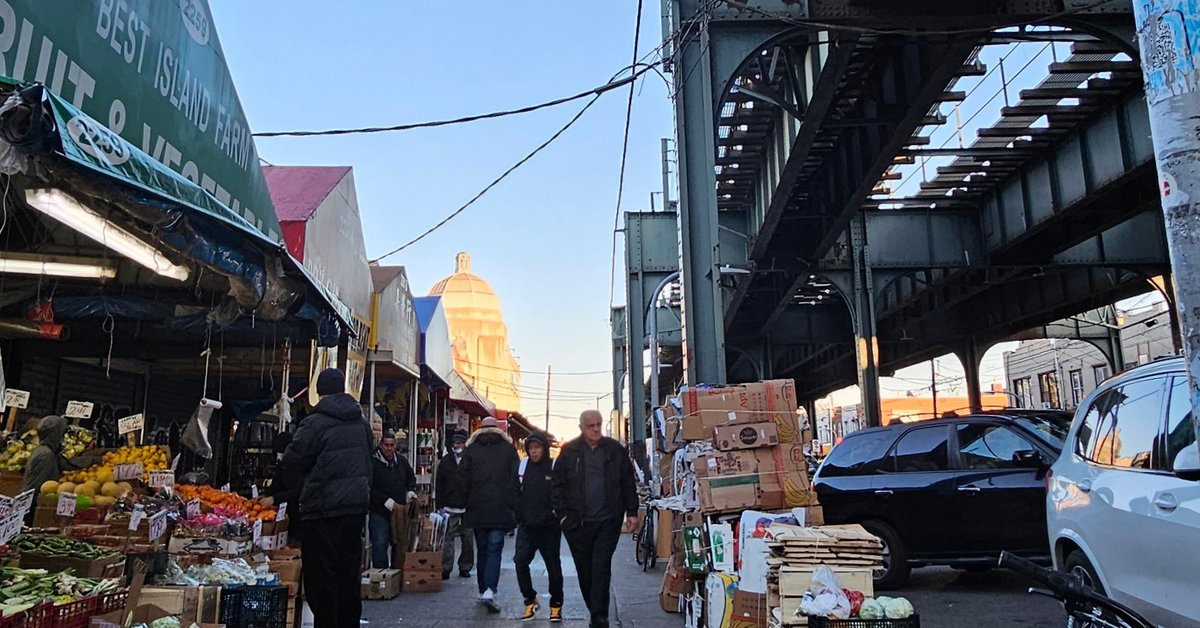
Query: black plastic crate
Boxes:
[
  {"xmin": 808, "ymin": 615, "xmax": 920, "ymax": 628},
  {"xmin": 220, "ymin": 585, "xmax": 290, "ymax": 628}
]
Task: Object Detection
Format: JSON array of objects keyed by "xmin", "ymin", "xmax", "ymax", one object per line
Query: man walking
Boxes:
[
  {"xmin": 369, "ymin": 431, "xmax": 416, "ymax": 568},
  {"xmin": 458, "ymin": 417, "xmax": 519, "ymax": 613},
  {"xmin": 551, "ymin": 410, "xmax": 638, "ymax": 628},
  {"xmin": 283, "ymin": 368, "xmax": 373, "ymax": 628},
  {"xmin": 435, "ymin": 430, "xmax": 473, "ymax": 579},
  {"xmin": 514, "ymin": 431, "xmax": 564, "ymax": 622}
]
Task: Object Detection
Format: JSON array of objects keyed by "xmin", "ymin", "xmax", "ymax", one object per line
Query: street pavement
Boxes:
[{"xmin": 360, "ymin": 537, "xmax": 1063, "ymax": 627}]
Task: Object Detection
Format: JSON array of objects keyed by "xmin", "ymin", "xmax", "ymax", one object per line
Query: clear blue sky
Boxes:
[{"xmin": 210, "ymin": 1, "xmax": 669, "ymax": 437}]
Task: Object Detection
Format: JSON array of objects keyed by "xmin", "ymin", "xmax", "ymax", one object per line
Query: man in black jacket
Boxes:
[
  {"xmin": 458, "ymin": 417, "xmax": 519, "ymax": 613},
  {"xmin": 282, "ymin": 368, "xmax": 373, "ymax": 628},
  {"xmin": 551, "ymin": 410, "xmax": 638, "ymax": 628},
  {"xmin": 435, "ymin": 430, "xmax": 473, "ymax": 579},
  {"xmin": 514, "ymin": 431, "xmax": 564, "ymax": 622},
  {"xmin": 369, "ymin": 431, "xmax": 416, "ymax": 568}
]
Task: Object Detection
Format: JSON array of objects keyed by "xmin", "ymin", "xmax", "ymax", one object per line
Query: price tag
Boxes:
[
  {"xmin": 220, "ymin": 483, "xmax": 230, "ymax": 493},
  {"xmin": 3, "ymin": 389, "xmax": 29, "ymax": 409},
  {"xmin": 186, "ymin": 499, "xmax": 200, "ymax": 519},
  {"xmin": 0, "ymin": 495, "xmax": 13, "ymax": 518},
  {"xmin": 148, "ymin": 510, "xmax": 168, "ymax": 541},
  {"xmin": 115, "ymin": 462, "xmax": 144, "ymax": 481},
  {"xmin": 64, "ymin": 401, "xmax": 94, "ymax": 419},
  {"xmin": 117, "ymin": 413, "xmax": 144, "ymax": 435},
  {"xmin": 252, "ymin": 518, "xmax": 263, "ymax": 543},
  {"xmin": 13, "ymin": 490, "xmax": 35, "ymax": 516},
  {"xmin": 0, "ymin": 511, "xmax": 24, "ymax": 546},
  {"xmin": 149, "ymin": 471, "xmax": 175, "ymax": 488},
  {"xmin": 277, "ymin": 530, "xmax": 288, "ymax": 547},
  {"xmin": 259, "ymin": 533, "xmax": 277, "ymax": 550},
  {"xmin": 250, "ymin": 485, "xmax": 259, "ymax": 499},
  {"xmin": 56, "ymin": 493, "xmax": 77, "ymax": 518},
  {"xmin": 128, "ymin": 505, "xmax": 145, "ymax": 531},
  {"xmin": 276, "ymin": 502, "xmax": 287, "ymax": 521}
]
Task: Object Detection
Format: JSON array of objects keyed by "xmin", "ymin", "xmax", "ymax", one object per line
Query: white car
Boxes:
[{"xmin": 1047, "ymin": 357, "xmax": 1200, "ymax": 627}]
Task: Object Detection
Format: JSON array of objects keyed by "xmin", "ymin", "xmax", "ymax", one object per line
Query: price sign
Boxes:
[
  {"xmin": 148, "ymin": 510, "xmax": 168, "ymax": 541},
  {"xmin": 56, "ymin": 493, "xmax": 77, "ymax": 518},
  {"xmin": 149, "ymin": 471, "xmax": 175, "ymax": 488},
  {"xmin": 186, "ymin": 499, "xmax": 200, "ymax": 519},
  {"xmin": 277, "ymin": 530, "xmax": 288, "ymax": 547},
  {"xmin": 3, "ymin": 389, "xmax": 29, "ymax": 409},
  {"xmin": 220, "ymin": 483, "xmax": 230, "ymax": 493},
  {"xmin": 0, "ymin": 495, "xmax": 13, "ymax": 518},
  {"xmin": 276, "ymin": 502, "xmax": 287, "ymax": 521},
  {"xmin": 114, "ymin": 462, "xmax": 144, "ymax": 481},
  {"xmin": 250, "ymin": 485, "xmax": 259, "ymax": 499},
  {"xmin": 13, "ymin": 490, "xmax": 35, "ymax": 516},
  {"xmin": 117, "ymin": 413, "xmax": 144, "ymax": 435},
  {"xmin": 64, "ymin": 401, "xmax": 94, "ymax": 419},
  {"xmin": 128, "ymin": 505, "xmax": 145, "ymax": 531},
  {"xmin": 252, "ymin": 518, "xmax": 262, "ymax": 543},
  {"xmin": 258, "ymin": 533, "xmax": 277, "ymax": 550},
  {"xmin": 0, "ymin": 511, "xmax": 24, "ymax": 546}
]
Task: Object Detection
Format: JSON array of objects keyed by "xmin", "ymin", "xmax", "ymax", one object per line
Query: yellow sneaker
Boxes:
[
  {"xmin": 522, "ymin": 601, "xmax": 540, "ymax": 621},
  {"xmin": 549, "ymin": 605, "xmax": 563, "ymax": 623}
]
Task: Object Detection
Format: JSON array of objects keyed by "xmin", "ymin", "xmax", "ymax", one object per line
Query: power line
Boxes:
[
  {"xmin": 610, "ymin": 0, "xmax": 646, "ymax": 310},
  {"xmin": 451, "ymin": 359, "xmax": 610, "ymax": 376}
]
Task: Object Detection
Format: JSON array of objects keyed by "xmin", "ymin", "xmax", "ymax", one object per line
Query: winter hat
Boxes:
[
  {"xmin": 315, "ymin": 368, "xmax": 346, "ymax": 396},
  {"xmin": 524, "ymin": 431, "xmax": 551, "ymax": 453},
  {"xmin": 450, "ymin": 430, "xmax": 468, "ymax": 445},
  {"xmin": 480, "ymin": 417, "xmax": 499, "ymax": 429}
]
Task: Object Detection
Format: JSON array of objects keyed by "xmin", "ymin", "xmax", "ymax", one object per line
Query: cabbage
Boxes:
[
  {"xmin": 858, "ymin": 598, "xmax": 884, "ymax": 620},
  {"xmin": 883, "ymin": 596, "xmax": 914, "ymax": 619}
]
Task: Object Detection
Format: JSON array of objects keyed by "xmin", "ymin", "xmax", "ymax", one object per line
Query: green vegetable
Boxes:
[
  {"xmin": 858, "ymin": 598, "xmax": 884, "ymax": 620},
  {"xmin": 0, "ymin": 566, "xmax": 121, "ymax": 613},
  {"xmin": 11, "ymin": 534, "xmax": 118, "ymax": 560},
  {"xmin": 883, "ymin": 596, "xmax": 914, "ymax": 619}
]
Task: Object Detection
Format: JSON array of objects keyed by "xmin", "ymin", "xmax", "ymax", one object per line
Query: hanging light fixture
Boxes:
[
  {"xmin": 24, "ymin": 188, "xmax": 189, "ymax": 281},
  {"xmin": 0, "ymin": 253, "xmax": 116, "ymax": 279}
]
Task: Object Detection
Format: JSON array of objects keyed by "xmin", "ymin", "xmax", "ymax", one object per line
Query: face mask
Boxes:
[{"xmin": 453, "ymin": 447, "xmax": 464, "ymax": 456}]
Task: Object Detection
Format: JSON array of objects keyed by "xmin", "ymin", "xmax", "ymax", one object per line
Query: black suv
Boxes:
[{"xmin": 813, "ymin": 411, "xmax": 1072, "ymax": 589}]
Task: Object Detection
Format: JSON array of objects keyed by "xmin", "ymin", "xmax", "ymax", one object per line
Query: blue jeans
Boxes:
[
  {"xmin": 473, "ymin": 528, "xmax": 507, "ymax": 595},
  {"xmin": 369, "ymin": 512, "xmax": 392, "ymax": 568}
]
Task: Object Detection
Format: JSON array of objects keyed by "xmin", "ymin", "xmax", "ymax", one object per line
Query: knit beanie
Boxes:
[{"xmin": 315, "ymin": 368, "xmax": 345, "ymax": 396}]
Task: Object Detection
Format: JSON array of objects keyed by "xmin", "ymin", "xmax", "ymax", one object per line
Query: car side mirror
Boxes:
[
  {"xmin": 1173, "ymin": 446, "xmax": 1200, "ymax": 482},
  {"xmin": 1013, "ymin": 449, "xmax": 1046, "ymax": 468}
]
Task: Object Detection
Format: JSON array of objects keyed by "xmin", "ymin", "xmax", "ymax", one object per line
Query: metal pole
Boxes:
[
  {"xmin": 930, "ymin": 359, "xmax": 938, "ymax": 417},
  {"xmin": 1133, "ymin": 3, "xmax": 1200, "ymax": 452},
  {"xmin": 647, "ymin": 271, "xmax": 681, "ymax": 414}
]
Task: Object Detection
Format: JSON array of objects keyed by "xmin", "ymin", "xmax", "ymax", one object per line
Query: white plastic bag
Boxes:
[{"xmin": 798, "ymin": 565, "xmax": 852, "ymax": 619}]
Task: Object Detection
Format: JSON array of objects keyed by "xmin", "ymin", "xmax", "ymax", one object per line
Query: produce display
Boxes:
[
  {"xmin": 0, "ymin": 567, "xmax": 121, "ymax": 616},
  {"xmin": 59, "ymin": 445, "xmax": 169, "ymax": 484},
  {"xmin": 10, "ymin": 534, "xmax": 120, "ymax": 560},
  {"xmin": 176, "ymin": 485, "xmax": 277, "ymax": 521},
  {"xmin": 39, "ymin": 478, "xmax": 132, "ymax": 509},
  {"xmin": 0, "ymin": 426, "xmax": 94, "ymax": 472}
]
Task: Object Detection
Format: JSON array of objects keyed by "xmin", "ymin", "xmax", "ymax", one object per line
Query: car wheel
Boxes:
[
  {"xmin": 1063, "ymin": 550, "xmax": 1105, "ymax": 595},
  {"xmin": 861, "ymin": 520, "xmax": 910, "ymax": 590}
]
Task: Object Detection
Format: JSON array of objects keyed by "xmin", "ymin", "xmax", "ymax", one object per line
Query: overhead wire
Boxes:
[{"xmin": 610, "ymin": 0, "xmax": 646, "ymax": 309}]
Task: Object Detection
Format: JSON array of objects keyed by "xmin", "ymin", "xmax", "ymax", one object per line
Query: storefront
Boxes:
[{"xmin": 367, "ymin": 265, "xmax": 421, "ymax": 468}]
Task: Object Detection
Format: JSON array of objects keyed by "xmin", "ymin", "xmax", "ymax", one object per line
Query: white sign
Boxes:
[
  {"xmin": 3, "ymin": 389, "xmax": 29, "ymax": 409},
  {"xmin": 128, "ymin": 505, "xmax": 145, "ymax": 531},
  {"xmin": 277, "ymin": 530, "xmax": 288, "ymax": 547},
  {"xmin": 56, "ymin": 493, "xmax": 77, "ymax": 518},
  {"xmin": 64, "ymin": 401, "xmax": 94, "ymax": 419},
  {"xmin": 0, "ymin": 495, "xmax": 13, "ymax": 518},
  {"xmin": 252, "ymin": 518, "xmax": 262, "ymax": 543},
  {"xmin": 0, "ymin": 511, "xmax": 24, "ymax": 546},
  {"xmin": 276, "ymin": 502, "xmax": 287, "ymax": 521},
  {"xmin": 186, "ymin": 499, "xmax": 200, "ymax": 519},
  {"xmin": 115, "ymin": 462, "xmax": 144, "ymax": 481},
  {"xmin": 148, "ymin": 510, "xmax": 168, "ymax": 541},
  {"xmin": 258, "ymin": 533, "xmax": 277, "ymax": 550},
  {"xmin": 220, "ymin": 483, "xmax": 230, "ymax": 493},
  {"xmin": 13, "ymin": 490, "xmax": 35, "ymax": 516},
  {"xmin": 149, "ymin": 472, "xmax": 175, "ymax": 489},
  {"xmin": 250, "ymin": 485, "xmax": 259, "ymax": 499},
  {"xmin": 117, "ymin": 413, "xmax": 144, "ymax": 435}
]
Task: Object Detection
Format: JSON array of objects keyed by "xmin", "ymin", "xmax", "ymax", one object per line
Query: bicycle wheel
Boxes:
[{"xmin": 640, "ymin": 508, "xmax": 657, "ymax": 571}]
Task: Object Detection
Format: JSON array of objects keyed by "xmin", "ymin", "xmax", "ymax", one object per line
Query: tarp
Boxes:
[
  {"xmin": 370, "ymin": 266, "xmax": 420, "ymax": 378},
  {"xmin": 414, "ymin": 296, "xmax": 453, "ymax": 384}
]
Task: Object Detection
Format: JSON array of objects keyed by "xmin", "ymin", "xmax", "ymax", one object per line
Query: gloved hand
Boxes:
[
  {"xmin": 406, "ymin": 491, "xmax": 418, "ymax": 502},
  {"xmin": 385, "ymin": 498, "xmax": 397, "ymax": 512}
]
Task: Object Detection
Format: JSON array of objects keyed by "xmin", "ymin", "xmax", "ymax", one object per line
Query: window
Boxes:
[
  {"xmin": 888, "ymin": 426, "xmax": 950, "ymax": 473},
  {"xmin": 1070, "ymin": 370, "xmax": 1084, "ymax": 407},
  {"xmin": 819, "ymin": 431, "xmax": 894, "ymax": 477},
  {"xmin": 1077, "ymin": 377, "xmax": 1165, "ymax": 470},
  {"xmin": 1012, "ymin": 378, "xmax": 1031, "ymax": 409},
  {"xmin": 1093, "ymin": 364, "xmax": 1111, "ymax": 385},
  {"xmin": 957, "ymin": 424, "xmax": 1037, "ymax": 470},
  {"xmin": 1039, "ymin": 371, "xmax": 1061, "ymax": 408},
  {"xmin": 1165, "ymin": 377, "xmax": 1198, "ymax": 472}
]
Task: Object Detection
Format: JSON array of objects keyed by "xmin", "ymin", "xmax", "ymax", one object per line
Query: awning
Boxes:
[
  {"xmin": 369, "ymin": 265, "xmax": 420, "ymax": 378},
  {"xmin": 0, "ymin": 78, "xmax": 354, "ymax": 333},
  {"xmin": 414, "ymin": 297, "xmax": 453, "ymax": 383},
  {"xmin": 447, "ymin": 369, "xmax": 496, "ymax": 417}
]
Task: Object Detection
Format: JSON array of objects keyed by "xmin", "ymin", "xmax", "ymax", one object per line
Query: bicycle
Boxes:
[
  {"xmin": 633, "ymin": 489, "xmax": 657, "ymax": 571},
  {"xmin": 998, "ymin": 551, "xmax": 1154, "ymax": 628}
]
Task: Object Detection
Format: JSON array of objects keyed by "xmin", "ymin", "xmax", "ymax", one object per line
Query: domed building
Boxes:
[{"xmin": 429, "ymin": 253, "xmax": 521, "ymax": 412}]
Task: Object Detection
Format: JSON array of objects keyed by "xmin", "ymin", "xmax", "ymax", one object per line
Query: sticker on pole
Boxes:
[
  {"xmin": 57, "ymin": 493, "xmax": 77, "ymax": 518},
  {"xmin": 3, "ymin": 389, "xmax": 29, "ymax": 409},
  {"xmin": 128, "ymin": 505, "xmax": 145, "ymax": 531},
  {"xmin": 149, "ymin": 471, "xmax": 174, "ymax": 488},
  {"xmin": 64, "ymin": 401, "xmax": 94, "ymax": 419},
  {"xmin": 148, "ymin": 510, "xmax": 168, "ymax": 541},
  {"xmin": 186, "ymin": 499, "xmax": 200, "ymax": 519},
  {"xmin": 115, "ymin": 462, "xmax": 144, "ymax": 481}
]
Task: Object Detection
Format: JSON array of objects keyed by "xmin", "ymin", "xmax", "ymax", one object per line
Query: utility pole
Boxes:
[
  {"xmin": 1133, "ymin": 3, "xmax": 1200, "ymax": 450},
  {"xmin": 545, "ymin": 365, "xmax": 552, "ymax": 432},
  {"xmin": 931, "ymin": 359, "xmax": 938, "ymax": 417}
]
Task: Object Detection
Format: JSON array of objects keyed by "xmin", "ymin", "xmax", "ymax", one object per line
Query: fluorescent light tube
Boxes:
[
  {"xmin": 0, "ymin": 254, "xmax": 116, "ymax": 279},
  {"xmin": 24, "ymin": 188, "xmax": 190, "ymax": 281}
]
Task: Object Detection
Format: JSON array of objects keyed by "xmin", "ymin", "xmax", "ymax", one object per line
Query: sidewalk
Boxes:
[{"xmin": 360, "ymin": 535, "xmax": 670, "ymax": 627}]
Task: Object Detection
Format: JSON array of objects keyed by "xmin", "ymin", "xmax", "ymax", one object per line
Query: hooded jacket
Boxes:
[
  {"xmin": 283, "ymin": 393, "xmax": 374, "ymax": 521},
  {"xmin": 516, "ymin": 446, "xmax": 557, "ymax": 527},
  {"xmin": 458, "ymin": 427, "xmax": 519, "ymax": 530},
  {"xmin": 22, "ymin": 415, "xmax": 68, "ymax": 493}
]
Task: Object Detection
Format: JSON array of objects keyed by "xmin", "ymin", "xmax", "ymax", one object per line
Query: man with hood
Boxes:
[
  {"xmin": 22, "ymin": 415, "xmax": 94, "ymax": 493},
  {"xmin": 283, "ymin": 368, "xmax": 373, "ymax": 628},
  {"xmin": 514, "ymin": 430, "xmax": 564, "ymax": 622},
  {"xmin": 458, "ymin": 417, "xmax": 519, "ymax": 613},
  {"xmin": 435, "ymin": 429, "xmax": 473, "ymax": 579}
]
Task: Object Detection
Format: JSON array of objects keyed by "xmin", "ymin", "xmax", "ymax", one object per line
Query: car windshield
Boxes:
[{"xmin": 1013, "ymin": 414, "xmax": 1072, "ymax": 451}]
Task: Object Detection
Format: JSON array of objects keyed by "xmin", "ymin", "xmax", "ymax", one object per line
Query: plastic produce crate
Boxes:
[
  {"xmin": 808, "ymin": 616, "xmax": 920, "ymax": 628},
  {"xmin": 220, "ymin": 585, "xmax": 290, "ymax": 628},
  {"xmin": 0, "ymin": 591, "xmax": 129, "ymax": 628}
]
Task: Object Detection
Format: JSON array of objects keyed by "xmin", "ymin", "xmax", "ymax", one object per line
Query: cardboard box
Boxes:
[
  {"xmin": 19, "ymin": 552, "xmax": 124, "ymax": 578},
  {"xmin": 659, "ymin": 553, "xmax": 694, "ymax": 613},
  {"xmin": 361, "ymin": 568, "xmax": 403, "ymax": 599},
  {"xmin": 682, "ymin": 380, "xmax": 807, "ymax": 444},
  {"xmin": 661, "ymin": 415, "xmax": 685, "ymax": 453},
  {"xmin": 137, "ymin": 585, "xmax": 221, "ymax": 626},
  {"xmin": 731, "ymin": 590, "xmax": 769, "ymax": 627},
  {"xmin": 778, "ymin": 566, "xmax": 874, "ymax": 600},
  {"xmin": 401, "ymin": 551, "xmax": 442, "ymax": 574},
  {"xmin": 655, "ymin": 509, "xmax": 675, "ymax": 559},
  {"xmin": 799, "ymin": 505, "xmax": 824, "ymax": 527},
  {"xmin": 401, "ymin": 570, "xmax": 443, "ymax": 593},
  {"xmin": 756, "ymin": 444, "xmax": 819, "ymax": 509},
  {"xmin": 693, "ymin": 450, "xmax": 768, "ymax": 514},
  {"xmin": 270, "ymin": 557, "xmax": 302, "ymax": 583},
  {"xmin": 682, "ymin": 518, "xmax": 708, "ymax": 573},
  {"xmin": 714, "ymin": 422, "xmax": 779, "ymax": 451},
  {"xmin": 168, "ymin": 536, "xmax": 252, "ymax": 557}
]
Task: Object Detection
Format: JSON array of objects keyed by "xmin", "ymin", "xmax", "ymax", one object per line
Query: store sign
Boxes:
[
  {"xmin": 2, "ymin": 389, "xmax": 29, "ymax": 409},
  {"xmin": 148, "ymin": 510, "xmax": 168, "ymax": 541},
  {"xmin": 149, "ymin": 471, "xmax": 174, "ymax": 488},
  {"xmin": 115, "ymin": 462, "xmax": 144, "ymax": 481},
  {"xmin": 118, "ymin": 413, "xmax": 145, "ymax": 435},
  {"xmin": 64, "ymin": 401, "xmax": 95, "ymax": 419},
  {"xmin": 186, "ymin": 499, "xmax": 200, "ymax": 519},
  {"xmin": 57, "ymin": 492, "xmax": 77, "ymax": 518},
  {"xmin": 3, "ymin": 0, "xmax": 282, "ymax": 243}
]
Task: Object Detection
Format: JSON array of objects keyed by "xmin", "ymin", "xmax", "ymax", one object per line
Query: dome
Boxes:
[{"xmin": 429, "ymin": 252, "xmax": 501, "ymax": 311}]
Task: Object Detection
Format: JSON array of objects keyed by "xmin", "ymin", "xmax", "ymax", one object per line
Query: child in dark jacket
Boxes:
[{"xmin": 514, "ymin": 431, "xmax": 564, "ymax": 622}]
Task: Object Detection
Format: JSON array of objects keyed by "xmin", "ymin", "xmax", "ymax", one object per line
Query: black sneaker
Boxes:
[
  {"xmin": 441, "ymin": 572, "xmax": 450, "ymax": 580},
  {"xmin": 459, "ymin": 570, "xmax": 471, "ymax": 578}
]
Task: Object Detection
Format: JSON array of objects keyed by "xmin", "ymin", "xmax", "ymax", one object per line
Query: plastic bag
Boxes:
[
  {"xmin": 798, "ymin": 565, "xmax": 852, "ymax": 619},
  {"xmin": 181, "ymin": 407, "xmax": 213, "ymax": 459}
]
